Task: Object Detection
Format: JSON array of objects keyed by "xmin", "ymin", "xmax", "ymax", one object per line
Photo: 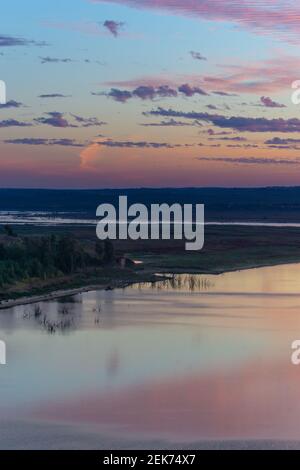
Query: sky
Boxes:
[{"xmin": 1, "ymin": 0, "xmax": 300, "ymax": 188}]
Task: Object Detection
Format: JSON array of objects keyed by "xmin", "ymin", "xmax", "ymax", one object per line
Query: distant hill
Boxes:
[{"xmin": 1, "ymin": 187, "xmax": 300, "ymax": 222}]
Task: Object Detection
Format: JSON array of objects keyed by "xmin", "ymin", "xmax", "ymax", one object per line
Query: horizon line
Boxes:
[{"xmin": 0, "ymin": 185, "xmax": 299, "ymax": 191}]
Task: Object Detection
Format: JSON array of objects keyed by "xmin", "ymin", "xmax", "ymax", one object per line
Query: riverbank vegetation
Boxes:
[
  {"xmin": 0, "ymin": 230, "xmax": 118, "ymax": 299},
  {"xmin": 2, "ymin": 223, "xmax": 300, "ymax": 302}
]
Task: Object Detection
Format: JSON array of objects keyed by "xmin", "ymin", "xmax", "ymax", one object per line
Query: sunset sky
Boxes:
[{"xmin": 1, "ymin": 0, "xmax": 300, "ymax": 188}]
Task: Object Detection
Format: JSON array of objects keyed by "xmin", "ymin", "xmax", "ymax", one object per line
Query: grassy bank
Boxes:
[{"xmin": 126, "ymin": 225, "xmax": 300, "ymax": 273}]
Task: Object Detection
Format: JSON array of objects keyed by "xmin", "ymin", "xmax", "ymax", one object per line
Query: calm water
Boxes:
[{"xmin": 1, "ymin": 263, "xmax": 300, "ymax": 448}]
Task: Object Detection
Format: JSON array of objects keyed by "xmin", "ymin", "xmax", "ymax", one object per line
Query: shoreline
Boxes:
[
  {"xmin": 1, "ymin": 258, "xmax": 300, "ymax": 311},
  {"xmin": 0, "ymin": 272, "xmax": 172, "ymax": 311},
  {"xmin": 155, "ymin": 258, "xmax": 300, "ymax": 276}
]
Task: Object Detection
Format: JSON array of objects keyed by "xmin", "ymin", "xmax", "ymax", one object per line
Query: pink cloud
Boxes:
[
  {"xmin": 103, "ymin": 54, "xmax": 299, "ymax": 94},
  {"xmin": 90, "ymin": 0, "xmax": 300, "ymax": 43},
  {"xmin": 104, "ymin": 76, "xmax": 177, "ymax": 88}
]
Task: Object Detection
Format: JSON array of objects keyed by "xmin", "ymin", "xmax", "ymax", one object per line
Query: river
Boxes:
[{"xmin": 1, "ymin": 263, "xmax": 300, "ymax": 449}]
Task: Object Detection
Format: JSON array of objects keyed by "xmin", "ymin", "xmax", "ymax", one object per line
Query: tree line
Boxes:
[{"xmin": 0, "ymin": 230, "xmax": 114, "ymax": 287}]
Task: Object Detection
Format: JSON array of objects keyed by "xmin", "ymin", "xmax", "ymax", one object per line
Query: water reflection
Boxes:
[
  {"xmin": 140, "ymin": 264, "xmax": 300, "ymax": 295},
  {"xmin": 1, "ymin": 263, "xmax": 300, "ymax": 447},
  {"xmin": 136, "ymin": 275, "xmax": 214, "ymax": 292},
  {"xmin": 22, "ymin": 301, "xmax": 78, "ymax": 334}
]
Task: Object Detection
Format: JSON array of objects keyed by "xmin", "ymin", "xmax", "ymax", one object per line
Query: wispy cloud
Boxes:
[
  {"xmin": 70, "ymin": 114, "xmax": 107, "ymax": 127},
  {"xmin": 208, "ymin": 136, "xmax": 247, "ymax": 142},
  {"xmin": 212, "ymin": 91, "xmax": 238, "ymax": 97},
  {"xmin": 0, "ymin": 119, "xmax": 31, "ymax": 128},
  {"xmin": 35, "ymin": 112, "xmax": 74, "ymax": 128},
  {"xmin": 34, "ymin": 112, "xmax": 107, "ymax": 128},
  {"xmin": 134, "ymin": 85, "xmax": 178, "ymax": 99},
  {"xmin": 92, "ymin": 89, "xmax": 132, "ymax": 103},
  {"xmin": 106, "ymin": 54, "xmax": 299, "ymax": 94},
  {"xmin": 0, "ymin": 34, "xmax": 48, "ymax": 47},
  {"xmin": 99, "ymin": 83, "xmax": 208, "ymax": 102},
  {"xmin": 264, "ymin": 137, "xmax": 300, "ymax": 149},
  {"xmin": 145, "ymin": 107, "xmax": 300, "ymax": 132},
  {"xmin": 38, "ymin": 94, "xmax": 70, "ymax": 99},
  {"xmin": 197, "ymin": 156, "xmax": 300, "ymax": 165},
  {"xmin": 43, "ymin": 20, "xmax": 138, "ymax": 40},
  {"xmin": 103, "ymin": 20, "xmax": 125, "ymax": 37},
  {"xmin": 178, "ymin": 84, "xmax": 208, "ymax": 97},
  {"xmin": 265, "ymin": 137, "xmax": 300, "ymax": 145},
  {"xmin": 190, "ymin": 51, "xmax": 207, "ymax": 61},
  {"xmin": 3, "ymin": 138, "xmax": 84, "ymax": 147},
  {"xmin": 260, "ymin": 96, "xmax": 286, "ymax": 108},
  {"xmin": 39, "ymin": 57, "xmax": 74, "ymax": 64},
  {"xmin": 140, "ymin": 118, "xmax": 201, "ymax": 127},
  {"xmin": 0, "ymin": 100, "xmax": 23, "ymax": 109},
  {"xmin": 97, "ymin": 139, "xmax": 177, "ymax": 149}
]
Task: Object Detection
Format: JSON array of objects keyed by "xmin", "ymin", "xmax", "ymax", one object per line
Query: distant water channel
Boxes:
[{"xmin": 1, "ymin": 210, "xmax": 300, "ymax": 228}]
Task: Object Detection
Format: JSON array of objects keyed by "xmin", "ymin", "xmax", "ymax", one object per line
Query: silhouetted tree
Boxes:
[
  {"xmin": 57, "ymin": 235, "xmax": 76, "ymax": 274},
  {"xmin": 95, "ymin": 240, "xmax": 104, "ymax": 261},
  {"xmin": 103, "ymin": 240, "xmax": 114, "ymax": 264}
]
